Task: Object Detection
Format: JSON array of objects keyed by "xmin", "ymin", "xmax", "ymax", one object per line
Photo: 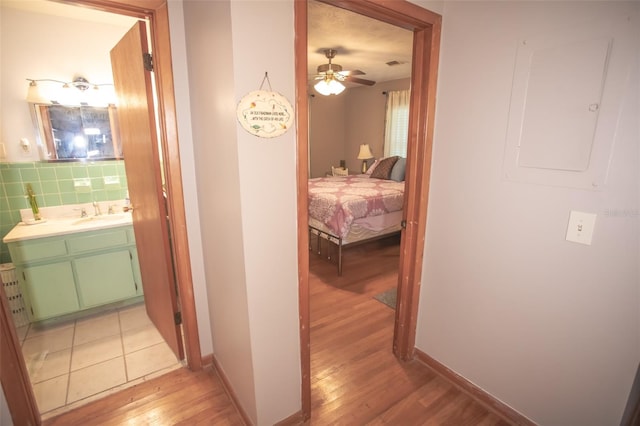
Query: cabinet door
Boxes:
[
  {"xmin": 75, "ymin": 250, "xmax": 137, "ymax": 308},
  {"xmin": 22, "ymin": 262, "xmax": 79, "ymax": 321}
]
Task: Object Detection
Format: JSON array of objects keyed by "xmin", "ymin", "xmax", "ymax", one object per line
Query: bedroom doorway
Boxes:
[{"xmin": 295, "ymin": 0, "xmax": 442, "ymax": 418}]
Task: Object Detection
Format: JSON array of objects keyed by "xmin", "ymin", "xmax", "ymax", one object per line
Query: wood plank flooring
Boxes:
[
  {"xmin": 44, "ymin": 235, "xmax": 512, "ymax": 425},
  {"xmin": 308, "ymin": 235, "xmax": 512, "ymax": 425}
]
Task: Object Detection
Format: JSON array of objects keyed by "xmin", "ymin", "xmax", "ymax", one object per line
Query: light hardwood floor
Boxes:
[{"xmin": 45, "ymin": 236, "xmax": 512, "ymax": 425}]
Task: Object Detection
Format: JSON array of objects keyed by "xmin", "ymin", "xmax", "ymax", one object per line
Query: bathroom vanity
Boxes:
[{"xmin": 3, "ymin": 213, "xmax": 143, "ymax": 322}]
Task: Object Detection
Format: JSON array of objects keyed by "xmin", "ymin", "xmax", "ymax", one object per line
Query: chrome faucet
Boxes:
[
  {"xmin": 81, "ymin": 208, "xmax": 88, "ymax": 218},
  {"xmin": 93, "ymin": 201, "xmax": 102, "ymax": 216}
]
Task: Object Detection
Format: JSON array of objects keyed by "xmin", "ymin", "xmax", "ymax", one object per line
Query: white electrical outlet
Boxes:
[{"xmin": 566, "ymin": 210, "xmax": 597, "ymax": 245}]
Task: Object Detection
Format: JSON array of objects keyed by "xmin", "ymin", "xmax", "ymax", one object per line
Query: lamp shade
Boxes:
[
  {"xmin": 357, "ymin": 144, "xmax": 374, "ymax": 160},
  {"xmin": 314, "ymin": 78, "xmax": 345, "ymax": 96},
  {"xmin": 26, "ymin": 81, "xmax": 52, "ymax": 105}
]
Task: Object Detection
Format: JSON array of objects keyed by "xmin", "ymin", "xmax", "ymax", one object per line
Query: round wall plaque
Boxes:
[{"xmin": 236, "ymin": 90, "xmax": 294, "ymax": 138}]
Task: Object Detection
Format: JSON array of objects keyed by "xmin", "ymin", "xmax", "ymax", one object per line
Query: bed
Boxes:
[{"xmin": 308, "ymin": 161, "xmax": 405, "ymax": 275}]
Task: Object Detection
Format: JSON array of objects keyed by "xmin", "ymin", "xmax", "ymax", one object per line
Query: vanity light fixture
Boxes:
[{"xmin": 25, "ymin": 77, "xmax": 115, "ymax": 106}]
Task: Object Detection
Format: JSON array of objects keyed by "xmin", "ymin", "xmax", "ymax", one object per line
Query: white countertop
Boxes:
[{"xmin": 2, "ymin": 213, "xmax": 133, "ymax": 243}]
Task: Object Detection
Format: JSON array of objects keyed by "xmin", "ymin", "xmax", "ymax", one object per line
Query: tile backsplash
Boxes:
[{"xmin": 0, "ymin": 161, "xmax": 128, "ymax": 263}]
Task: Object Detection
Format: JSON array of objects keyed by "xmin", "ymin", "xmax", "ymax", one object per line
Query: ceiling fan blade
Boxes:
[
  {"xmin": 340, "ymin": 69, "xmax": 365, "ymax": 76},
  {"xmin": 344, "ymin": 76, "xmax": 376, "ymax": 86}
]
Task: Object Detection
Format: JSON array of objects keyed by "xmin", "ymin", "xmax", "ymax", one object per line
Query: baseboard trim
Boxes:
[
  {"xmin": 274, "ymin": 410, "xmax": 305, "ymax": 425},
  {"xmin": 414, "ymin": 349, "xmax": 535, "ymax": 426},
  {"xmin": 211, "ymin": 355, "xmax": 253, "ymax": 426},
  {"xmin": 201, "ymin": 353, "xmax": 214, "ymax": 368}
]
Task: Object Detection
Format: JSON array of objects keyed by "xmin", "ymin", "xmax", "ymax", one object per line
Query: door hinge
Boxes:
[
  {"xmin": 143, "ymin": 53, "xmax": 153, "ymax": 72},
  {"xmin": 174, "ymin": 311, "xmax": 182, "ymax": 325}
]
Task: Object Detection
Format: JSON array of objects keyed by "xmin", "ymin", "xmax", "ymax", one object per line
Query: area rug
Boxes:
[{"xmin": 373, "ymin": 288, "xmax": 397, "ymax": 309}]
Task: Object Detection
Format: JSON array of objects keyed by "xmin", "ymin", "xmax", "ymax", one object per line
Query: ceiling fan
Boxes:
[{"xmin": 314, "ymin": 49, "xmax": 375, "ymax": 95}]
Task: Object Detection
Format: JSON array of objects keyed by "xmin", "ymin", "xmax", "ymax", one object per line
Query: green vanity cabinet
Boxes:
[
  {"xmin": 7, "ymin": 225, "xmax": 143, "ymax": 322},
  {"xmin": 21, "ymin": 261, "xmax": 79, "ymax": 320}
]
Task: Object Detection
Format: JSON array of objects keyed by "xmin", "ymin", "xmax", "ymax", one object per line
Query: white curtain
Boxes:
[{"xmin": 383, "ymin": 90, "xmax": 410, "ymax": 158}]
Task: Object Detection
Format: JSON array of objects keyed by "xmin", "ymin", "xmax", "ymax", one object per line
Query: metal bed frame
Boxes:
[{"xmin": 308, "ymin": 224, "xmax": 401, "ymax": 276}]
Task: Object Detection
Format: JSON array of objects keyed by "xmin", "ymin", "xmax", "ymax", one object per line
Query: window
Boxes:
[{"xmin": 383, "ymin": 90, "xmax": 410, "ymax": 158}]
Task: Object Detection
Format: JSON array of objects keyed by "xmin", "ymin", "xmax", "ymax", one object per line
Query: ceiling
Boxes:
[
  {"xmin": 2, "ymin": 0, "xmax": 413, "ymax": 91},
  {"xmin": 307, "ymin": 1, "xmax": 414, "ymax": 89},
  {"xmin": 0, "ymin": 0, "xmax": 135, "ymax": 27}
]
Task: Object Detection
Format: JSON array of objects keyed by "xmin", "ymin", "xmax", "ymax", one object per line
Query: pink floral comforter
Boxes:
[{"xmin": 308, "ymin": 175, "xmax": 404, "ymax": 238}]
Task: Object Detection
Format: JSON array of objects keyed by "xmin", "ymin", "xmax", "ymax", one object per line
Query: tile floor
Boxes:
[{"xmin": 13, "ymin": 303, "xmax": 183, "ymax": 417}]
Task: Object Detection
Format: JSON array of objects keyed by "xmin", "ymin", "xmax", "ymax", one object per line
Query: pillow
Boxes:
[
  {"xmin": 370, "ymin": 156, "xmax": 399, "ymax": 180},
  {"xmin": 365, "ymin": 158, "xmax": 380, "ymax": 175},
  {"xmin": 389, "ymin": 157, "xmax": 406, "ymax": 182}
]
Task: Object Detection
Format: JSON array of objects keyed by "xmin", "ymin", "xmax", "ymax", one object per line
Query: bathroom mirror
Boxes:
[{"xmin": 33, "ymin": 104, "xmax": 122, "ymax": 161}]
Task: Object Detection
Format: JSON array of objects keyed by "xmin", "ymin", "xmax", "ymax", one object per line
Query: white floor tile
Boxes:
[
  {"xmin": 25, "ymin": 321, "xmax": 74, "ymax": 340},
  {"xmin": 125, "ymin": 342, "xmax": 178, "ymax": 381},
  {"xmin": 25, "ymin": 348, "xmax": 71, "ymax": 384},
  {"xmin": 67, "ymin": 357, "xmax": 126, "ymax": 404},
  {"xmin": 118, "ymin": 303, "xmax": 151, "ymax": 332},
  {"xmin": 15, "ymin": 324, "xmax": 30, "ymax": 342},
  {"xmin": 122, "ymin": 323, "xmax": 163, "ymax": 354},
  {"xmin": 22, "ymin": 327, "xmax": 74, "ymax": 359},
  {"xmin": 32, "ymin": 374, "xmax": 68, "ymax": 414},
  {"xmin": 71, "ymin": 334, "xmax": 123, "ymax": 371},
  {"xmin": 74, "ymin": 312, "xmax": 120, "ymax": 346}
]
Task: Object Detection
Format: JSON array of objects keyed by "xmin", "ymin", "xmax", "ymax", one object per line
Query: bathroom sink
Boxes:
[{"xmin": 71, "ymin": 214, "xmax": 128, "ymax": 226}]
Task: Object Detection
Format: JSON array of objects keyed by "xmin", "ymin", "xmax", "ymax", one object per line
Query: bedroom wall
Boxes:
[
  {"xmin": 309, "ymin": 93, "xmax": 346, "ymax": 177},
  {"xmin": 309, "ymin": 78, "xmax": 410, "ymax": 177},
  {"xmin": 416, "ymin": 1, "xmax": 639, "ymax": 425},
  {"xmin": 179, "ymin": 1, "xmax": 300, "ymax": 424},
  {"xmin": 344, "ymin": 78, "xmax": 411, "ymax": 172}
]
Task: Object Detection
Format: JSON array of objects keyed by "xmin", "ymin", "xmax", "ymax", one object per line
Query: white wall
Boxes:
[
  {"xmin": 0, "ymin": 6, "xmax": 131, "ymax": 162},
  {"xmin": 166, "ymin": 0, "xmax": 213, "ymax": 358},
  {"xmin": 179, "ymin": 1, "xmax": 301, "ymax": 424},
  {"xmin": 417, "ymin": 2, "xmax": 639, "ymax": 425}
]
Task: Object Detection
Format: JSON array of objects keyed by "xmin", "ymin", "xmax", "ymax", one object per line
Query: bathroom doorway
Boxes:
[{"xmin": 0, "ymin": 0, "xmax": 200, "ymax": 423}]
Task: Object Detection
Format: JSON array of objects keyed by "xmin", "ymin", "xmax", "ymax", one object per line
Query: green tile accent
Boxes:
[
  {"xmin": 91, "ymin": 177, "xmax": 105, "ymax": 190},
  {"xmin": 43, "ymin": 194, "xmax": 62, "ymax": 207},
  {"xmin": 88, "ymin": 165, "xmax": 103, "ymax": 178},
  {"xmin": 72, "ymin": 166, "xmax": 89, "ymax": 178},
  {"xmin": 102, "ymin": 164, "xmax": 117, "ymax": 176},
  {"xmin": 20, "ymin": 168, "xmax": 39, "ymax": 182},
  {"xmin": 92, "ymin": 190, "xmax": 108, "ymax": 202},
  {"xmin": 41, "ymin": 181, "xmax": 60, "ymax": 194},
  {"xmin": 55, "ymin": 167, "xmax": 73, "ymax": 179},
  {"xmin": 57, "ymin": 180, "xmax": 75, "ymax": 193},
  {"xmin": 37, "ymin": 167, "xmax": 57, "ymax": 181},
  {"xmin": 77, "ymin": 192, "xmax": 92, "ymax": 203},
  {"xmin": 5, "ymin": 183, "xmax": 26, "ymax": 197},
  {"xmin": 7, "ymin": 196, "xmax": 28, "ymax": 211},
  {"xmin": 0, "ymin": 160, "xmax": 129, "ymax": 262},
  {"xmin": 1, "ymin": 168, "xmax": 21, "ymax": 183},
  {"xmin": 60, "ymin": 193, "xmax": 78, "ymax": 204}
]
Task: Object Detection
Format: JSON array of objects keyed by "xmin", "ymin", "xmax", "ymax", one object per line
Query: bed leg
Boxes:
[{"xmin": 338, "ymin": 238, "xmax": 343, "ymax": 276}]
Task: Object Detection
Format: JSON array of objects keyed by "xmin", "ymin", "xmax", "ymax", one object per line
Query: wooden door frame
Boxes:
[
  {"xmin": 1, "ymin": 1, "xmax": 201, "ymax": 423},
  {"xmin": 295, "ymin": 0, "xmax": 441, "ymax": 418}
]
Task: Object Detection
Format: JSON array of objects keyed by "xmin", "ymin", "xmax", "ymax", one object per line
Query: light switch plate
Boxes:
[{"xmin": 566, "ymin": 210, "xmax": 597, "ymax": 245}]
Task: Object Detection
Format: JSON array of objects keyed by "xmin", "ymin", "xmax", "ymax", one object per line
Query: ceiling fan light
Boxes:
[
  {"xmin": 328, "ymin": 79, "xmax": 345, "ymax": 95},
  {"xmin": 314, "ymin": 78, "xmax": 345, "ymax": 96}
]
